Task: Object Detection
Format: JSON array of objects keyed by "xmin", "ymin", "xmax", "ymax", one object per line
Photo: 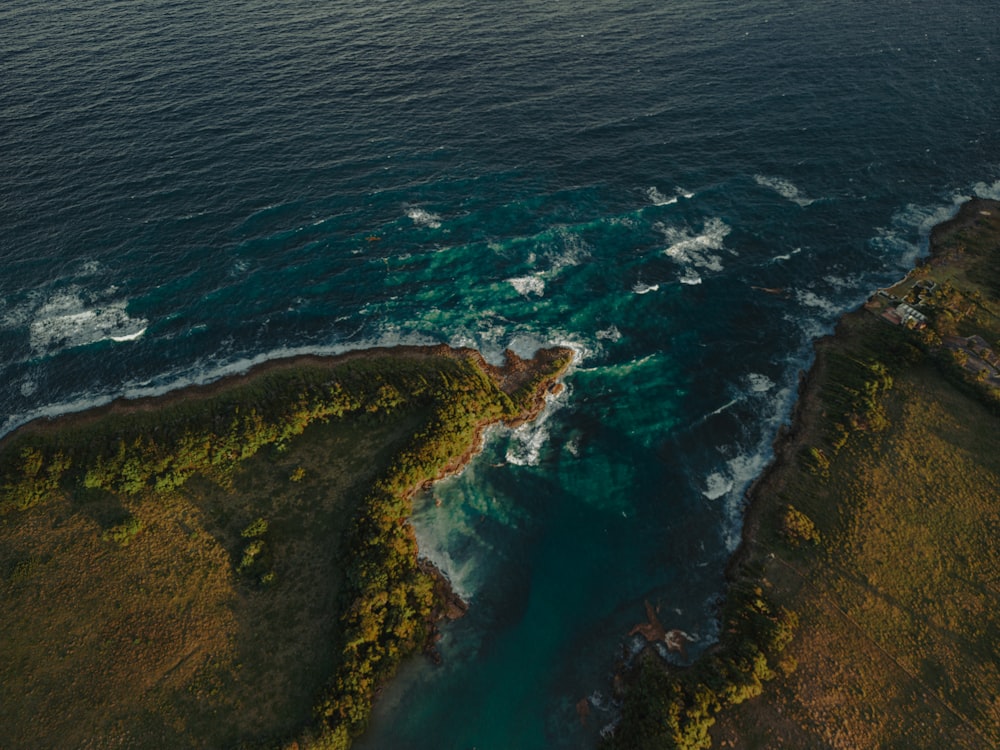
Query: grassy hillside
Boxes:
[
  {"xmin": 0, "ymin": 346, "xmax": 572, "ymax": 749},
  {"xmin": 606, "ymin": 199, "xmax": 1000, "ymax": 749}
]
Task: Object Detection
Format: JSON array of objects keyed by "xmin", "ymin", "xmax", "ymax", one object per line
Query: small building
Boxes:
[
  {"xmin": 895, "ymin": 303, "xmax": 928, "ymax": 329},
  {"xmin": 881, "ymin": 309, "xmax": 903, "ymax": 326}
]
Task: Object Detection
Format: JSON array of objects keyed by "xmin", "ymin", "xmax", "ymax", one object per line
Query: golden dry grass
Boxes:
[
  {"xmin": 710, "ymin": 199, "xmax": 1000, "ymax": 749},
  {"xmin": 0, "ymin": 346, "xmax": 573, "ymax": 750},
  {"xmin": 0, "ymin": 405, "xmax": 428, "ymax": 749}
]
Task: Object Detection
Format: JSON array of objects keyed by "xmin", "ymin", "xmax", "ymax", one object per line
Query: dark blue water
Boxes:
[{"xmin": 3, "ymin": 1, "xmax": 998, "ymax": 747}]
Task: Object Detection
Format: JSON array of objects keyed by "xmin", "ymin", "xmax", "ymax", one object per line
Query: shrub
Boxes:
[
  {"xmin": 241, "ymin": 517, "xmax": 269, "ymax": 538},
  {"xmin": 238, "ymin": 539, "xmax": 265, "ymax": 572},
  {"xmin": 781, "ymin": 505, "xmax": 821, "ymax": 547},
  {"xmin": 101, "ymin": 516, "xmax": 144, "ymax": 547}
]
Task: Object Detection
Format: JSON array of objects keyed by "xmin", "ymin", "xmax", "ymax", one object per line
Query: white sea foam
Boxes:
[
  {"xmin": 406, "ymin": 207, "xmax": 442, "ymax": 229},
  {"xmin": 547, "ymin": 227, "xmax": 590, "ymax": 272},
  {"xmin": 573, "ymin": 353, "xmax": 657, "ymax": 383},
  {"xmin": 505, "ymin": 420, "xmax": 551, "ymax": 467},
  {"xmin": 410, "ymin": 493, "xmax": 497, "ymax": 602},
  {"xmin": 679, "ymin": 273, "xmax": 703, "ymax": 285},
  {"xmin": 19, "ymin": 377, "xmax": 38, "ymax": 397},
  {"xmin": 871, "ymin": 196, "xmax": 972, "ymax": 270},
  {"xmin": 793, "ymin": 288, "xmax": 838, "ymax": 314},
  {"xmin": 754, "ymin": 174, "xmax": 815, "ymax": 207},
  {"xmin": 821, "ymin": 274, "xmax": 865, "ymax": 291},
  {"xmin": 27, "ymin": 289, "xmax": 148, "ymax": 354},
  {"xmin": 79, "ymin": 259, "xmax": 102, "ymax": 276},
  {"xmin": 720, "ymin": 451, "xmax": 772, "ymax": 549},
  {"xmin": 565, "ymin": 434, "xmax": 581, "ymax": 457},
  {"xmin": 454, "ymin": 326, "xmax": 589, "ymax": 370},
  {"xmin": 648, "ymin": 186, "xmax": 695, "ymax": 204},
  {"xmin": 785, "ymin": 309, "xmax": 830, "ymax": 343},
  {"xmin": 1, "ymin": 299, "xmax": 30, "ymax": 331},
  {"xmin": 646, "ymin": 187, "xmax": 678, "ymax": 206},
  {"xmin": 512, "ymin": 333, "xmax": 585, "ymax": 364},
  {"xmin": 972, "ymin": 179, "xmax": 1000, "ymax": 200},
  {"xmin": 507, "ymin": 275, "xmax": 546, "ymax": 297},
  {"xmin": 770, "ymin": 247, "xmax": 803, "ymax": 262},
  {"xmin": 696, "ymin": 373, "xmax": 774, "ymax": 429},
  {"xmin": 109, "ymin": 327, "xmax": 148, "ymax": 342},
  {"xmin": 632, "ymin": 281, "xmax": 659, "ymax": 294},
  {"xmin": 702, "ymin": 472, "xmax": 734, "ymax": 500},
  {"xmin": 704, "ymin": 375, "xmax": 799, "ymax": 551},
  {"xmin": 505, "ymin": 383, "xmax": 569, "ymax": 467},
  {"xmin": 661, "ymin": 217, "xmax": 732, "ymax": 278},
  {"xmin": 705, "ymin": 449, "xmax": 769, "ymax": 550},
  {"xmin": 0, "ymin": 332, "xmax": 438, "ymax": 439},
  {"xmin": 787, "ymin": 286, "xmax": 849, "ymax": 343},
  {"xmin": 595, "ymin": 325, "xmax": 622, "ymax": 342},
  {"xmin": 446, "ymin": 311, "xmax": 514, "ymax": 364},
  {"xmin": 704, "ymin": 398, "xmax": 738, "ymax": 420},
  {"xmin": 746, "ymin": 373, "xmax": 775, "ymax": 392}
]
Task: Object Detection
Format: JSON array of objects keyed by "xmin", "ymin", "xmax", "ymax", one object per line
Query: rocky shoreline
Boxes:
[
  {"xmin": 0, "ymin": 342, "xmax": 574, "ymax": 749},
  {"xmin": 606, "ymin": 196, "xmax": 1000, "ymax": 749},
  {"xmin": 1, "ymin": 344, "xmax": 570, "ymax": 447},
  {"xmin": 736, "ymin": 196, "xmax": 1000, "ymax": 574}
]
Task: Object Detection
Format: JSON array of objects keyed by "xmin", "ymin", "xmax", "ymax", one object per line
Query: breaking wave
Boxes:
[
  {"xmin": 646, "ymin": 186, "xmax": 693, "ymax": 207},
  {"xmin": 632, "ymin": 281, "xmax": 659, "ymax": 294},
  {"xmin": 508, "ymin": 275, "xmax": 546, "ymax": 297},
  {"xmin": 504, "ymin": 385, "xmax": 569, "ymax": 467},
  {"xmin": 660, "ymin": 217, "xmax": 733, "ymax": 279},
  {"xmin": 754, "ymin": 174, "xmax": 816, "ymax": 207},
  {"xmin": 406, "ymin": 207, "xmax": 443, "ymax": 229},
  {"xmin": 595, "ymin": 325, "xmax": 622, "ymax": 342},
  {"xmin": 702, "ymin": 472, "xmax": 734, "ymax": 501},
  {"xmin": 746, "ymin": 373, "xmax": 775, "ymax": 393},
  {"xmin": 25, "ymin": 289, "xmax": 148, "ymax": 354}
]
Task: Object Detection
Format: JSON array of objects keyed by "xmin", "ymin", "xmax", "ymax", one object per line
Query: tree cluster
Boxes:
[{"xmin": 605, "ymin": 582, "xmax": 798, "ymax": 750}]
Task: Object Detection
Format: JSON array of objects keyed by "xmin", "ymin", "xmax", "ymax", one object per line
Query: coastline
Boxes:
[
  {"xmin": 0, "ymin": 343, "xmax": 573, "ymax": 749},
  {"xmin": 0, "ymin": 344, "xmax": 567, "ymax": 449},
  {"xmin": 7, "ymin": 196, "xmax": 998, "ymax": 748},
  {"xmin": 606, "ymin": 197, "xmax": 1000, "ymax": 749},
  {"xmin": 735, "ymin": 196, "xmax": 1000, "ymax": 572}
]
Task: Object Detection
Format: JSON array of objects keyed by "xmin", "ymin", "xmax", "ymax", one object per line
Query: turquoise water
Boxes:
[{"xmin": 2, "ymin": 1, "xmax": 999, "ymax": 747}]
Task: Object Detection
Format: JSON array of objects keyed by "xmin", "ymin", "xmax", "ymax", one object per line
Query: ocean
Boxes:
[{"xmin": 2, "ymin": 1, "xmax": 998, "ymax": 747}]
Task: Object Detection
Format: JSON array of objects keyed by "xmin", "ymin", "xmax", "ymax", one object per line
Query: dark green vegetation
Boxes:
[
  {"xmin": 606, "ymin": 584, "xmax": 798, "ymax": 750},
  {"xmin": 607, "ymin": 198, "xmax": 1000, "ymax": 749},
  {"xmin": 0, "ymin": 345, "xmax": 572, "ymax": 749}
]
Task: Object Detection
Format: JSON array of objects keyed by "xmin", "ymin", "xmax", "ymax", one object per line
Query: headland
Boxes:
[{"xmin": 0, "ymin": 344, "xmax": 573, "ymax": 749}]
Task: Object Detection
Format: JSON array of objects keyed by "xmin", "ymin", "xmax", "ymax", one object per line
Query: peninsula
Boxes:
[
  {"xmin": 0, "ymin": 344, "xmax": 573, "ymax": 749},
  {"xmin": 606, "ymin": 198, "xmax": 1000, "ymax": 749}
]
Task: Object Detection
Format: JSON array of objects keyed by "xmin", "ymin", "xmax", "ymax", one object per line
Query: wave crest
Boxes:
[
  {"xmin": 661, "ymin": 217, "xmax": 732, "ymax": 279},
  {"xmin": 26, "ymin": 289, "xmax": 148, "ymax": 354},
  {"xmin": 406, "ymin": 207, "xmax": 442, "ymax": 229},
  {"xmin": 647, "ymin": 186, "xmax": 694, "ymax": 206},
  {"xmin": 507, "ymin": 275, "xmax": 546, "ymax": 297},
  {"xmin": 754, "ymin": 174, "xmax": 816, "ymax": 207}
]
